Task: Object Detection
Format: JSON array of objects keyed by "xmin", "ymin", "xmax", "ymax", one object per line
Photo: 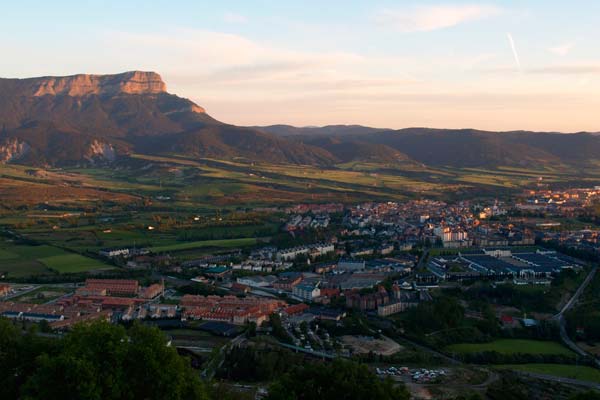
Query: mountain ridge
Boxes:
[{"xmin": 1, "ymin": 71, "xmax": 600, "ymax": 169}]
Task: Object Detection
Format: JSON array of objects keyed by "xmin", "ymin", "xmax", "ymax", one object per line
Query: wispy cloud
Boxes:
[
  {"xmin": 549, "ymin": 42, "xmax": 575, "ymax": 57},
  {"xmin": 374, "ymin": 4, "xmax": 501, "ymax": 32},
  {"xmin": 527, "ymin": 65, "xmax": 600, "ymax": 75},
  {"xmin": 481, "ymin": 63, "xmax": 600, "ymax": 76},
  {"xmin": 506, "ymin": 33, "xmax": 521, "ymax": 71},
  {"xmin": 223, "ymin": 12, "xmax": 247, "ymax": 24}
]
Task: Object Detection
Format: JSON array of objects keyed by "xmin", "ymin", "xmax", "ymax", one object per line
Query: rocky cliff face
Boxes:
[
  {"xmin": 87, "ymin": 140, "xmax": 117, "ymax": 162},
  {"xmin": 0, "ymin": 71, "xmax": 337, "ymax": 166},
  {"xmin": 0, "ymin": 138, "xmax": 30, "ymax": 163},
  {"xmin": 10, "ymin": 71, "xmax": 167, "ymax": 97}
]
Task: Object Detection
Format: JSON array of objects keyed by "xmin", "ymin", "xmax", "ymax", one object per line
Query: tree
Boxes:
[
  {"xmin": 570, "ymin": 391, "xmax": 600, "ymax": 400},
  {"xmin": 20, "ymin": 321, "xmax": 208, "ymax": 400},
  {"xmin": 267, "ymin": 359, "xmax": 410, "ymax": 400}
]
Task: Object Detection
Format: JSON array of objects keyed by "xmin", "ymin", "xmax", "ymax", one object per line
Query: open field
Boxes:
[
  {"xmin": 341, "ymin": 335, "xmax": 403, "ymax": 356},
  {"xmin": 150, "ymin": 238, "xmax": 257, "ymax": 253},
  {"xmin": 0, "ymin": 240, "xmax": 112, "ymax": 276},
  {"xmin": 498, "ymin": 364, "xmax": 600, "ymax": 383},
  {"xmin": 38, "ymin": 254, "xmax": 114, "ymax": 274},
  {"xmin": 446, "ymin": 339, "xmax": 573, "ymax": 356}
]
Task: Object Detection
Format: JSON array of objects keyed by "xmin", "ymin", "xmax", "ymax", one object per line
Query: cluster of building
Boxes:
[
  {"xmin": 232, "ymin": 256, "xmax": 414, "ymax": 306},
  {"xmin": 285, "ymin": 214, "xmax": 330, "ymax": 231},
  {"xmin": 180, "ymin": 294, "xmax": 285, "ymax": 326},
  {"xmin": 518, "ymin": 187, "xmax": 600, "ymax": 214},
  {"xmin": 427, "ymin": 248, "xmax": 584, "ymax": 283},
  {"xmin": 99, "ymin": 247, "xmax": 149, "ymax": 259},
  {"xmin": 539, "ymin": 229, "xmax": 600, "ymax": 254},
  {"xmin": 285, "ymin": 203, "xmax": 344, "ymax": 215},
  {"xmin": 345, "ymin": 284, "xmax": 431, "ymax": 316},
  {"xmin": 0, "ymin": 279, "xmax": 169, "ymax": 330},
  {"xmin": 276, "ymin": 243, "xmax": 335, "ymax": 261}
]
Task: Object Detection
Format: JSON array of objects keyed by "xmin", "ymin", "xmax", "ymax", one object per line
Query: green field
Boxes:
[
  {"xmin": 150, "ymin": 238, "xmax": 257, "ymax": 253},
  {"xmin": 446, "ymin": 339, "xmax": 573, "ymax": 356},
  {"xmin": 0, "ymin": 243, "xmax": 67, "ymax": 277},
  {"xmin": 499, "ymin": 364, "xmax": 600, "ymax": 383},
  {"xmin": 38, "ymin": 254, "xmax": 114, "ymax": 274},
  {"xmin": 0, "ymin": 241, "xmax": 113, "ymax": 276}
]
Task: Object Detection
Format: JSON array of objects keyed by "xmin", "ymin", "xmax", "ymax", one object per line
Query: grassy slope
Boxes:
[{"xmin": 446, "ymin": 339, "xmax": 573, "ymax": 356}]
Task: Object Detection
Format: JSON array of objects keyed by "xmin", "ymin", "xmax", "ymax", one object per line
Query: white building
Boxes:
[{"xmin": 293, "ymin": 284, "xmax": 321, "ymax": 301}]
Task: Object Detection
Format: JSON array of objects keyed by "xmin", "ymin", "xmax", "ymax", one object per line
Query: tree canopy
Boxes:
[
  {"xmin": 0, "ymin": 319, "xmax": 208, "ymax": 400},
  {"xmin": 266, "ymin": 359, "xmax": 410, "ymax": 400}
]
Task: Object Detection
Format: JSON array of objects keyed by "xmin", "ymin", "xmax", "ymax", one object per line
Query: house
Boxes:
[
  {"xmin": 337, "ymin": 259, "xmax": 365, "ymax": 272},
  {"xmin": 231, "ymin": 282, "xmax": 251, "ymax": 294},
  {"xmin": 293, "ymin": 283, "xmax": 321, "ymax": 301},
  {"xmin": 282, "ymin": 303, "xmax": 310, "ymax": 316},
  {"xmin": 500, "ymin": 315, "xmax": 519, "ymax": 329},
  {"xmin": 236, "ymin": 275, "xmax": 277, "ymax": 288},
  {"xmin": 273, "ymin": 272, "xmax": 303, "ymax": 291},
  {"xmin": 204, "ymin": 266, "xmax": 231, "ymax": 279},
  {"xmin": 309, "ymin": 307, "xmax": 346, "ymax": 321},
  {"xmin": 99, "ymin": 247, "xmax": 130, "ymax": 258},
  {"xmin": 140, "ymin": 283, "xmax": 164, "ymax": 299},
  {"xmin": 0, "ymin": 284, "xmax": 12, "ymax": 297},
  {"xmin": 146, "ymin": 304, "xmax": 177, "ymax": 319},
  {"xmin": 346, "ymin": 289, "xmax": 389, "ymax": 311},
  {"xmin": 83, "ymin": 279, "xmax": 139, "ymax": 297},
  {"xmin": 319, "ymin": 287, "xmax": 340, "ymax": 298}
]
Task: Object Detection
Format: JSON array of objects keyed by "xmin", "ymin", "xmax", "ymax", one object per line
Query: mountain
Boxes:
[
  {"xmin": 0, "ymin": 71, "xmax": 335, "ymax": 166},
  {"xmin": 2, "ymin": 71, "xmax": 600, "ymax": 169},
  {"xmin": 261, "ymin": 125, "xmax": 600, "ymax": 169},
  {"xmin": 254, "ymin": 124, "xmax": 391, "ymax": 137}
]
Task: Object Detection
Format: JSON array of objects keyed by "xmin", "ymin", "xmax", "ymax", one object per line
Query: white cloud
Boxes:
[
  {"xmin": 223, "ymin": 12, "xmax": 248, "ymax": 24},
  {"xmin": 374, "ymin": 4, "xmax": 501, "ymax": 32},
  {"xmin": 506, "ymin": 33, "xmax": 521, "ymax": 71},
  {"xmin": 549, "ymin": 42, "xmax": 575, "ymax": 57}
]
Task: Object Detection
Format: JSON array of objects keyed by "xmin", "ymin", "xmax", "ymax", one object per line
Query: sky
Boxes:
[{"xmin": 2, "ymin": 0, "xmax": 600, "ymax": 132}]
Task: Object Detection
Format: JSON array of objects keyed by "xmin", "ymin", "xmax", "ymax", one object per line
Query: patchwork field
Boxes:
[
  {"xmin": 0, "ymin": 240, "xmax": 113, "ymax": 277},
  {"xmin": 446, "ymin": 339, "xmax": 573, "ymax": 356},
  {"xmin": 3, "ymin": 153, "xmax": 600, "ymax": 210}
]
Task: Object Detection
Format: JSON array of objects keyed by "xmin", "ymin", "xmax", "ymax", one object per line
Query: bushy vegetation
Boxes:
[
  {"xmin": 266, "ymin": 358, "xmax": 410, "ymax": 400},
  {"xmin": 0, "ymin": 319, "xmax": 209, "ymax": 400},
  {"xmin": 216, "ymin": 346, "xmax": 304, "ymax": 381}
]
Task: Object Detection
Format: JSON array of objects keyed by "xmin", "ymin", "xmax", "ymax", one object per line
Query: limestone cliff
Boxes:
[
  {"xmin": 0, "ymin": 138, "xmax": 30, "ymax": 163},
  {"xmin": 12, "ymin": 71, "xmax": 167, "ymax": 97}
]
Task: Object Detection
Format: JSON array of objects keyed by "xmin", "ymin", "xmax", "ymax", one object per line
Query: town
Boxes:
[{"xmin": 3, "ymin": 185, "xmax": 600, "ymax": 398}]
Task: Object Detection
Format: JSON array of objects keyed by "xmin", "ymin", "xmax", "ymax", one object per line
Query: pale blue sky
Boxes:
[{"xmin": 2, "ymin": 1, "xmax": 600, "ymax": 131}]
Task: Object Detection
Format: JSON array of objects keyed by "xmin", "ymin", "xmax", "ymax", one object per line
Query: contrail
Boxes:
[{"xmin": 506, "ymin": 33, "xmax": 521, "ymax": 71}]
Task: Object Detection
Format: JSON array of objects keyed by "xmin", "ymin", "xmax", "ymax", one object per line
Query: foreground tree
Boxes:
[
  {"xmin": 1, "ymin": 320, "xmax": 209, "ymax": 400},
  {"xmin": 266, "ymin": 359, "xmax": 409, "ymax": 400}
]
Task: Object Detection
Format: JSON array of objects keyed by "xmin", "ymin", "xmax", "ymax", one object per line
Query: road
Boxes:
[
  {"xmin": 514, "ymin": 370, "xmax": 600, "ymax": 391},
  {"xmin": 277, "ymin": 341, "xmax": 337, "ymax": 359},
  {"xmin": 201, "ymin": 333, "xmax": 245, "ymax": 380},
  {"xmin": 552, "ymin": 266, "xmax": 599, "ymax": 365},
  {"xmin": 416, "ymin": 248, "xmax": 430, "ymax": 271},
  {"xmin": 554, "ymin": 266, "xmax": 597, "ymax": 319}
]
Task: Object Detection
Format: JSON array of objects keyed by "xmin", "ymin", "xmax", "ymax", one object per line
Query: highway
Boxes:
[{"xmin": 552, "ymin": 266, "xmax": 599, "ymax": 366}]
